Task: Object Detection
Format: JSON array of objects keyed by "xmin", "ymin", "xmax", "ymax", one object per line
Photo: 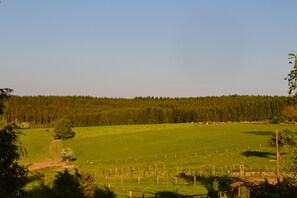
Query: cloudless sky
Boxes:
[{"xmin": 1, "ymin": 0, "xmax": 297, "ymax": 98}]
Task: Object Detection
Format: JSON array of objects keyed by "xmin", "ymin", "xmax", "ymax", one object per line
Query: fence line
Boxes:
[{"xmin": 92, "ymin": 164, "xmax": 278, "ymax": 179}]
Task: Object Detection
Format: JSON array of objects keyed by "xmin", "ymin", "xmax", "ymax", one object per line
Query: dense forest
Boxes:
[{"xmin": 1, "ymin": 95, "xmax": 290, "ymax": 127}]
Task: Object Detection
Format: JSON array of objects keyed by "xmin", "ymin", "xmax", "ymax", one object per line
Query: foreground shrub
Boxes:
[
  {"xmin": 53, "ymin": 169, "xmax": 82, "ymax": 197},
  {"xmin": 29, "ymin": 169, "xmax": 115, "ymax": 198},
  {"xmin": 94, "ymin": 186, "xmax": 116, "ymax": 198},
  {"xmin": 0, "ymin": 124, "xmax": 28, "ymax": 198}
]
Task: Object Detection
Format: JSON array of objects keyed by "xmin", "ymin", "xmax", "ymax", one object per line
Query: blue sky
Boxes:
[{"xmin": 1, "ymin": 1, "xmax": 297, "ymax": 98}]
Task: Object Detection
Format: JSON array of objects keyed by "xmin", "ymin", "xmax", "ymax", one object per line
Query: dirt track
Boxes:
[{"xmin": 28, "ymin": 161, "xmax": 75, "ymax": 171}]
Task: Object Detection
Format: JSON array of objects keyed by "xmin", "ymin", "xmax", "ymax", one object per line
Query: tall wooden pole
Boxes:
[{"xmin": 276, "ymin": 129, "xmax": 280, "ymax": 184}]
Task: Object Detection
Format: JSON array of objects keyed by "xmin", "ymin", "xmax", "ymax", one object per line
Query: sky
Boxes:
[{"xmin": 1, "ymin": 1, "xmax": 297, "ymax": 98}]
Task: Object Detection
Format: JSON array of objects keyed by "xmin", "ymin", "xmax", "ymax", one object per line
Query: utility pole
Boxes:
[{"xmin": 276, "ymin": 129, "xmax": 280, "ymax": 184}]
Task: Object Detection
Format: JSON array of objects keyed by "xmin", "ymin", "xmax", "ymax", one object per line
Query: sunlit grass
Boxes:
[{"xmin": 20, "ymin": 123, "xmax": 297, "ymax": 195}]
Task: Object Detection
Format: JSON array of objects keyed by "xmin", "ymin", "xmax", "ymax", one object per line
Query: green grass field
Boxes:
[{"xmin": 19, "ymin": 123, "xmax": 297, "ymax": 196}]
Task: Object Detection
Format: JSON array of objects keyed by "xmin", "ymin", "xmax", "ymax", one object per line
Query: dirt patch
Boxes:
[{"xmin": 28, "ymin": 161, "xmax": 75, "ymax": 171}]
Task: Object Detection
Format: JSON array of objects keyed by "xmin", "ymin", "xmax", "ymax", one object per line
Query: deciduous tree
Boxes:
[
  {"xmin": 0, "ymin": 88, "xmax": 28, "ymax": 197},
  {"xmin": 285, "ymin": 53, "xmax": 297, "ymax": 97},
  {"xmin": 53, "ymin": 118, "xmax": 75, "ymax": 139}
]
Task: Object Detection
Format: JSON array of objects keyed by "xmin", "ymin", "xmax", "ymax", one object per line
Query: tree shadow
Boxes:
[
  {"xmin": 243, "ymin": 131, "xmax": 274, "ymax": 136},
  {"xmin": 182, "ymin": 175, "xmax": 236, "ymax": 197},
  {"xmin": 155, "ymin": 191, "xmax": 185, "ymax": 198},
  {"xmin": 156, "ymin": 190, "xmax": 206, "ymax": 198},
  {"xmin": 241, "ymin": 151, "xmax": 275, "ymax": 158}
]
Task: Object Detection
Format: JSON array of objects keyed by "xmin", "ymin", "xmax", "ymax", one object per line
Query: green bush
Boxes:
[
  {"xmin": 271, "ymin": 115, "xmax": 286, "ymax": 124},
  {"xmin": 94, "ymin": 186, "xmax": 116, "ymax": 198},
  {"xmin": 52, "ymin": 169, "xmax": 115, "ymax": 198},
  {"xmin": 53, "ymin": 118, "xmax": 75, "ymax": 139},
  {"xmin": 61, "ymin": 148, "xmax": 75, "ymax": 161}
]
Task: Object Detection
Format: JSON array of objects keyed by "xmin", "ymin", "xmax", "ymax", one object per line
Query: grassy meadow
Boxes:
[{"xmin": 20, "ymin": 123, "xmax": 297, "ymax": 196}]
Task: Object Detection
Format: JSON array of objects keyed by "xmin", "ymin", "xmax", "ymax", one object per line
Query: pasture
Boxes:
[{"xmin": 20, "ymin": 123, "xmax": 297, "ymax": 196}]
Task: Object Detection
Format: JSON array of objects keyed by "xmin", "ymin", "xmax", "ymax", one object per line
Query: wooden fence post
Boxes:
[
  {"xmin": 129, "ymin": 191, "xmax": 133, "ymax": 198},
  {"xmin": 240, "ymin": 164, "xmax": 244, "ymax": 177},
  {"xmin": 188, "ymin": 165, "xmax": 191, "ymax": 175},
  {"xmin": 212, "ymin": 166, "xmax": 216, "ymax": 176}
]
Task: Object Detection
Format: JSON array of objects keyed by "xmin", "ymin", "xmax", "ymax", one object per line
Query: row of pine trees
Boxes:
[{"xmin": 3, "ymin": 95, "xmax": 288, "ymax": 127}]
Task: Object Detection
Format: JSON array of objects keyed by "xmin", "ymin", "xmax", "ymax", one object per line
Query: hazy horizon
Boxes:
[{"xmin": 8, "ymin": 93, "xmax": 288, "ymax": 99}]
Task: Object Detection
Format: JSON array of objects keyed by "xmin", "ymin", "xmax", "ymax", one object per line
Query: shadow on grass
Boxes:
[
  {"xmin": 156, "ymin": 190, "xmax": 207, "ymax": 198},
  {"xmin": 182, "ymin": 175, "xmax": 235, "ymax": 197},
  {"xmin": 155, "ymin": 175, "xmax": 212, "ymax": 197},
  {"xmin": 155, "ymin": 191, "xmax": 184, "ymax": 198},
  {"xmin": 241, "ymin": 150, "xmax": 275, "ymax": 158},
  {"xmin": 243, "ymin": 131, "xmax": 273, "ymax": 136}
]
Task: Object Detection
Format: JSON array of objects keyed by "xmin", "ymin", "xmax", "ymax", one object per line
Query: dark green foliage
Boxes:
[
  {"xmin": 0, "ymin": 88, "xmax": 13, "ymax": 115},
  {"xmin": 271, "ymin": 115, "xmax": 286, "ymax": 124},
  {"xmin": 4, "ymin": 95, "xmax": 289, "ymax": 127},
  {"xmin": 0, "ymin": 88, "xmax": 28, "ymax": 197},
  {"xmin": 53, "ymin": 169, "xmax": 82, "ymax": 198},
  {"xmin": 53, "ymin": 118, "xmax": 75, "ymax": 139},
  {"xmin": 47, "ymin": 169, "xmax": 115, "ymax": 198},
  {"xmin": 268, "ymin": 129, "xmax": 296, "ymax": 148},
  {"xmin": 267, "ymin": 128, "xmax": 297, "ymax": 191},
  {"xmin": 285, "ymin": 152, "xmax": 297, "ymax": 188},
  {"xmin": 0, "ymin": 124, "xmax": 28, "ymax": 198},
  {"xmin": 94, "ymin": 186, "xmax": 116, "ymax": 198}
]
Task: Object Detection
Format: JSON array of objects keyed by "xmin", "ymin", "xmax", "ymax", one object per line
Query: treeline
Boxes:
[{"xmin": 3, "ymin": 95, "xmax": 288, "ymax": 127}]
